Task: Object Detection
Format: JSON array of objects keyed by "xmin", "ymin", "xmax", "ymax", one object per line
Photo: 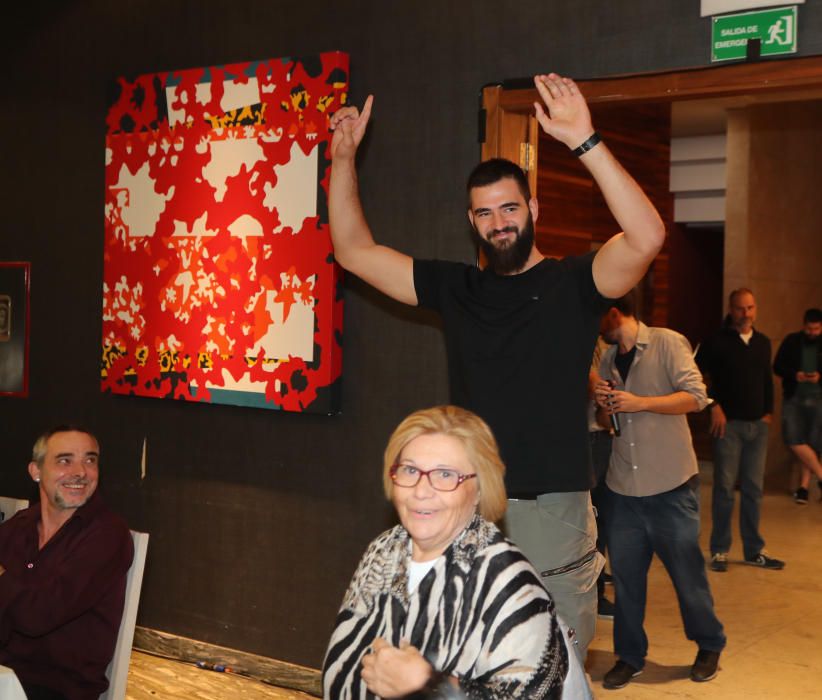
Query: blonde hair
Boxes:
[{"xmin": 382, "ymin": 405, "xmax": 508, "ymax": 522}]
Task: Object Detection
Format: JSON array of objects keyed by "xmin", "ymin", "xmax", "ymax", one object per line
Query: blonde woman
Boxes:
[{"xmin": 323, "ymin": 406, "xmax": 571, "ymax": 699}]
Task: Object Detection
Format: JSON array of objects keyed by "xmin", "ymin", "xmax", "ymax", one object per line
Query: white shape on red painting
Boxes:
[
  {"xmin": 202, "ymin": 135, "xmax": 265, "ymax": 202},
  {"xmin": 110, "ymin": 162, "xmax": 171, "ymax": 238},
  {"xmin": 166, "ymin": 76, "xmax": 261, "ymax": 128},
  {"xmin": 263, "ymin": 141, "xmax": 318, "ymax": 234}
]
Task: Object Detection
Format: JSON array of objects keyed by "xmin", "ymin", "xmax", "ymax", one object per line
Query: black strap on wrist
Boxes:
[
  {"xmin": 572, "ymin": 131, "xmax": 602, "ymax": 156},
  {"xmin": 422, "ymin": 669, "xmax": 461, "ymax": 698}
]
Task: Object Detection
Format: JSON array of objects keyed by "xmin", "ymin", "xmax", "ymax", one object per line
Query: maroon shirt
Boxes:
[{"xmin": 0, "ymin": 492, "xmax": 133, "ymax": 700}]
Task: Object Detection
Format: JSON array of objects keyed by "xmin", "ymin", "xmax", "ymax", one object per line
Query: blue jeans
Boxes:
[
  {"xmin": 609, "ymin": 481, "xmax": 726, "ymax": 670},
  {"xmin": 711, "ymin": 419, "xmax": 768, "ymax": 559}
]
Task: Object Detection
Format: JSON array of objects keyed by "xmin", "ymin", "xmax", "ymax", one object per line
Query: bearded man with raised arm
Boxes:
[{"xmin": 327, "ymin": 73, "xmax": 666, "ymax": 659}]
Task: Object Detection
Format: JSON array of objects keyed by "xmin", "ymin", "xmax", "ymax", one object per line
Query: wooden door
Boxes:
[{"xmin": 481, "ymin": 55, "xmax": 822, "ymax": 327}]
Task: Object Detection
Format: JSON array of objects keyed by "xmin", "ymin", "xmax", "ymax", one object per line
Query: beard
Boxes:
[
  {"xmin": 54, "ymin": 480, "xmax": 93, "ymax": 509},
  {"xmin": 471, "ymin": 213, "xmax": 535, "ymax": 275}
]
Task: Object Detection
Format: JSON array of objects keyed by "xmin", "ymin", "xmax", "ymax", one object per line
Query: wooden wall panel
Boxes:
[{"xmin": 535, "ymin": 103, "xmax": 674, "ymax": 322}]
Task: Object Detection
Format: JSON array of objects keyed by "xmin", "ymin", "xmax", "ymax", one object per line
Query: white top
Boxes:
[
  {"xmin": 407, "ymin": 557, "xmax": 438, "ymax": 593},
  {"xmin": 0, "ymin": 665, "xmax": 27, "ymax": 700}
]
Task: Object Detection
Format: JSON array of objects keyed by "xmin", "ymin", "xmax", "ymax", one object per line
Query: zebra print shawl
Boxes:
[{"xmin": 323, "ymin": 515, "xmax": 568, "ymax": 699}]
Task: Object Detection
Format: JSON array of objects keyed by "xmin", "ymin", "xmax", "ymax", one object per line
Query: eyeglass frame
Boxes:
[{"xmin": 389, "ymin": 463, "xmax": 478, "ymax": 492}]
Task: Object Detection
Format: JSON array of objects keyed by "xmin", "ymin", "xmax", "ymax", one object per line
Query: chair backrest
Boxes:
[
  {"xmin": 99, "ymin": 530, "xmax": 149, "ymax": 700},
  {"xmin": 0, "ymin": 497, "xmax": 29, "ymax": 523}
]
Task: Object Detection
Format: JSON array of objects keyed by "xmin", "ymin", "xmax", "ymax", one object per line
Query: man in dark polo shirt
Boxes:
[
  {"xmin": 0, "ymin": 426, "xmax": 133, "ymax": 700},
  {"xmin": 327, "ymin": 73, "xmax": 665, "ymax": 657},
  {"xmin": 697, "ymin": 288, "xmax": 783, "ymax": 572}
]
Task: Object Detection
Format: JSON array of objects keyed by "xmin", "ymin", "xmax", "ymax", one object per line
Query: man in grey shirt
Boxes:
[{"xmin": 594, "ymin": 292, "xmax": 725, "ymax": 690}]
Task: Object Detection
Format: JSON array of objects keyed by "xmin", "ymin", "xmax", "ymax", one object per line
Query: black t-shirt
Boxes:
[
  {"xmin": 615, "ymin": 346, "xmax": 637, "ymax": 383},
  {"xmin": 414, "ymin": 253, "xmax": 609, "ymax": 494}
]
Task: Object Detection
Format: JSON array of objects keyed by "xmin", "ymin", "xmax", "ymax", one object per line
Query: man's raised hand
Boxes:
[
  {"xmin": 329, "ymin": 95, "xmax": 374, "ymax": 161},
  {"xmin": 533, "ymin": 74, "xmax": 595, "ymax": 150}
]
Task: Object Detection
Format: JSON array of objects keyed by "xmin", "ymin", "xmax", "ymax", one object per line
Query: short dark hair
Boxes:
[
  {"xmin": 804, "ymin": 308, "xmax": 822, "ymax": 324},
  {"xmin": 612, "ymin": 288, "xmax": 638, "ymax": 318},
  {"xmin": 729, "ymin": 287, "xmax": 754, "ymax": 306},
  {"xmin": 466, "ymin": 158, "xmax": 531, "ymax": 204},
  {"xmin": 31, "ymin": 425, "xmax": 99, "ymax": 466}
]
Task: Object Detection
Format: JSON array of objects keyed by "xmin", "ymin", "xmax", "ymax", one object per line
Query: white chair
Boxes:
[
  {"xmin": 0, "ymin": 497, "xmax": 29, "ymax": 522},
  {"xmin": 99, "ymin": 530, "xmax": 149, "ymax": 700}
]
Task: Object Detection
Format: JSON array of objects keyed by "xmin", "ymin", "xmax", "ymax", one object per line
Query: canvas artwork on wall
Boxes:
[
  {"xmin": 102, "ymin": 52, "xmax": 347, "ymax": 413},
  {"xmin": 0, "ymin": 262, "xmax": 30, "ymax": 397}
]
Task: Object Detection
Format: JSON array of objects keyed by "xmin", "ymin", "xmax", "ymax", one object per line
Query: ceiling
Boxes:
[{"xmin": 671, "ymin": 87, "xmax": 822, "ymax": 137}]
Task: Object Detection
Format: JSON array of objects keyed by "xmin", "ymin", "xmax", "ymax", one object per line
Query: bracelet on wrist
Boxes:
[
  {"xmin": 572, "ymin": 131, "xmax": 602, "ymax": 157},
  {"xmin": 422, "ymin": 669, "xmax": 460, "ymax": 698}
]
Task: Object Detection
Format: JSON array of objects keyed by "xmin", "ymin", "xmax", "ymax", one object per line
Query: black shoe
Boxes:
[
  {"xmin": 603, "ymin": 661, "xmax": 642, "ymax": 689},
  {"xmin": 598, "ymin": 597, "xmax": 615, "ymax": 620},
  {"xmin": 690, "ymin": 649, "xmax": 720, "ymax": 682},
  {"xmin": 709, "ymin": 552, "xmax": 728, "ymax": 572},
  {"xmin": 602, "ymin": 571, "xmax": 614, "ymax": 586},
  {"xmin": 744, "ymin": 552, "xmax": 785, "ymax": 569},
  {"xmin": 794, "ymin": 487, "xmax": 809, "ymax": 504}
]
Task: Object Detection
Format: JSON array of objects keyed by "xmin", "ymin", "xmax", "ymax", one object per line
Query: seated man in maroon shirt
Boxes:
[{"xmin": 0, "ymin": 426, "xmax": 134, "ymax": 700}]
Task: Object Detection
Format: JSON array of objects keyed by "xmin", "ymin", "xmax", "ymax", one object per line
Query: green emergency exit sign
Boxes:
[{"xmin": 712, "ymin": 6, "xmax": 797, "ymax": 62}]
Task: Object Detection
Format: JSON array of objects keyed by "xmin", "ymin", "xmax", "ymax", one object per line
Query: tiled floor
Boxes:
[
  {"xmin": 127, "ymin": 482, "xmax": 822, "ymax": 698},
  {"xmin": 587, "ymin": 482, "xmax": 822, "ymax": 698}
]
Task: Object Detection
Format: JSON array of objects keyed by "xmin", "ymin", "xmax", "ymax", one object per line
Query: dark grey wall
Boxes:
[{"xmin": 2, "ymin": 0, "xmax": 821, "ymax": 668}]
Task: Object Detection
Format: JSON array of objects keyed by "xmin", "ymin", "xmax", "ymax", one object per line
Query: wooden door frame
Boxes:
[
  {"xmin": 482, "ymin": 54, "xmax": 822, "ymax": 171},
  {"xmin": 481, "ymin": 54, "xmax": 822, "ymax": 326}
]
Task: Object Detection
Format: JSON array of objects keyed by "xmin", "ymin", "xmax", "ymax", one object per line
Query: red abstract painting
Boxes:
[{"xmin": 102, "ymin": 53, "xmax": 347, "ymax": 413}]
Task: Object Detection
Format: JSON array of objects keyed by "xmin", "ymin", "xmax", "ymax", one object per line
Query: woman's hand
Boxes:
[{"xmin": 361, "ymin": 638, "xmax": 436, "ymax": 698}]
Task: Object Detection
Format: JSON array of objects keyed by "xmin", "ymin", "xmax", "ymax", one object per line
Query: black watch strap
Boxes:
[{"xmin": 572, "ymin": 131, "xmax": 602, "ymax": 156}]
